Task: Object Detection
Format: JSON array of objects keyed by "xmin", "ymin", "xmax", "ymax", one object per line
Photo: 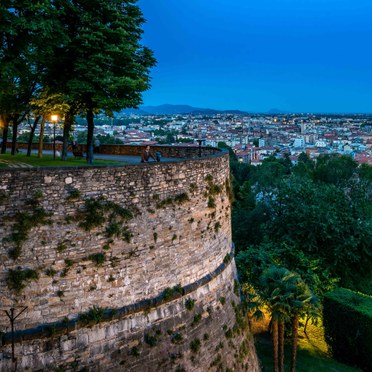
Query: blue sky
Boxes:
[{"xmin": 138, "ymin": 0, "xmax": 372, "ymax": 113}]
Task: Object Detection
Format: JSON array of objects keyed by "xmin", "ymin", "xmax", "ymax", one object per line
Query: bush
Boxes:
[
  {"xmin": 79, "ymin": 306, "xmax": 105, "ymax": 325},
  {"xmin": 323, "ymin": 287, "xmax": 372, "ymax": 371},
  {"xmin": 7, "ymin": 267, "xmax": 39, "ymax": 293}
]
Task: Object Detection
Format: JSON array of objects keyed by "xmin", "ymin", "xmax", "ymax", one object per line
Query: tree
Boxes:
[
  {"xmin": 258, "ymin": 267, "xmax": 294, "ymax": 372},
  {"xmin": 241, "ymin": 264, "xmax": 319, "ymax": 372},
  {"xmin": 286, "ymin": 273, "xmax": 318, "ymax": 372},
  {"xmin": 46, "ymin": 0, "xmax": 156, "ymax": 163},
  {"xmin": 313, "ymin": 154, "xmax": 358, "ymax": 187},
  {"xmin": 0, "ymin": 1, "xmax": 63, "ymax": 154},
  {"xmin": 264, "ymin": 175, "xmax": 371, "ymax": 291}
]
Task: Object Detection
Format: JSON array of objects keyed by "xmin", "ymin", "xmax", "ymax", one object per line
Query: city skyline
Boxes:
[{"xmin": 138, "ymin": 0, "xmax": 372, "ymax": 114}]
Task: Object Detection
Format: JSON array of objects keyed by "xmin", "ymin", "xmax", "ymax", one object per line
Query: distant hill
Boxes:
[
  {"xmin": 267, "ymin": 108, "xmax": 288, "ymax": 114},
  {"xmin": 120, "ymin": 104, "xmax": 249, "ymax": 116}
]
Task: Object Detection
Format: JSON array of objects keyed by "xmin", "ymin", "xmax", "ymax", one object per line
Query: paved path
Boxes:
[
  {"xmin": 0, "ymin": 159, "xmax": 33, "ymax": 168},
  {"xmin": 22, "ymin": 150, "xmax": 177, "ymax": 164}
]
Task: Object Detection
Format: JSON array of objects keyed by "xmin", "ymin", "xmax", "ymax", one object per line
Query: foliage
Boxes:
[
  {"xmin": 192, "ymin": 313, "xmax": 202, "ymax": 325},
  {"xmin": 6, "ymin": 267, "xmax": 39, "ymax": 293},
  {"xmin": 171, "ymin": 332, "xmax": 183, "ymax": 344},
  {"xmin": 323, "ymin": 288, "xmax": 372, "ymax": 371},
  {"xmin": 162, "ymin": 284, "xmax": 183, "ymax": 301},
  {"xmin": 232, "ymin": 153, "xmax": 372, "ymax": 295},
  {"xmin": 89, "ymin": 253, "xmax": 106, "ymax": 266},
  {"xmin": 79, "ymin": 306, "xmax": 106, "ymax": 325},
  {"xmin": 144, "ymin": 332, "xmax": 158, "ymax": 347},
  {"xmin": 174, "ymin": 192, "xmax": 190, "ymax": 204},
  {"xmin": 246, "ymin": 266, "xmax": 318, "ymax": 372},
  {"xmin": 185, "ymin": 298, "xmax": 195, "ymax": 311},
  {"xmin": 45, "ymin": 0, "xmax": 156, "ymax": 163},
  {"xmin": 190, "ymin": 338, "xmax": 201, "ymax": 353},
  {"xmin": 6, "ymin": 198, "xmax": 50, "ymax": 259},
  {"xmin": 77, "ymin": 198, "xmax": 134, "ymax": 245},
  {"xmin": 66, "ymin": 188, "xmax": 81, "ymax": 200}
]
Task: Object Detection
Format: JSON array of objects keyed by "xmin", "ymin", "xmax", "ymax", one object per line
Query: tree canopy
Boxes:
[
  {"xmin": 233, "ymin": 154, "xmax": 372, "ymax": 296},
  {"xmin": 0, "ymin": 0, "xmax": 156, "ymax": 162}
]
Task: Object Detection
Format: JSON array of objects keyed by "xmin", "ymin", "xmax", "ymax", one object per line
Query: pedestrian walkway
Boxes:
[
  {"xmin": 0, "ymin": 159, "xmax": 33, "ymax": 168},
  {"xmin": 40, "ymin": 150, "xmax": 175, "ymax": 164}
]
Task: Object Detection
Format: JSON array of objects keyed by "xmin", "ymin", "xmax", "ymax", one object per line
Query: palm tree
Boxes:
[
  {"xmin": 259, "ymin": 266, "xmax": 294, "ymax": 372},
  {"xmin": 287, "ymin": 275, "xmax": 319, "ymax": 372}
]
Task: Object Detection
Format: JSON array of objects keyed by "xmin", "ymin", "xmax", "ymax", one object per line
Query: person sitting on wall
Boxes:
[
  {"xmin": 94, "ymin": 138, "xmax": 101, "ymax": 153},
  {"xmin": 141, "ymin": 145, "xmax": 156, "ymax": 162}
]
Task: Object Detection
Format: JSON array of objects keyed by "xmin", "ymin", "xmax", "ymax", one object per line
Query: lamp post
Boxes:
[
  {"xmin": 1, "ymin": 305, "xmax": 28, "ymax": 365},
  {"xmin": 51, "ymin": 115, "xmax": 58, "ymax": 160}
]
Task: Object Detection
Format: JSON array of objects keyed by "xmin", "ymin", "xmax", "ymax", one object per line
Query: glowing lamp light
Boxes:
[{"xmin": 51, "ymin": 114, "xmax": 58, "ymax": 122}]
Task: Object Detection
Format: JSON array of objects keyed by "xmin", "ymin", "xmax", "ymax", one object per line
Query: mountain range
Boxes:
[{"xmin": 120, "ymin": 104, "xmax": 287, "ymax": 116}]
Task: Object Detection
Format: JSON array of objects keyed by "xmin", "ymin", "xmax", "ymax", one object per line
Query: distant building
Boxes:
[{"xmin": 293, "ymin": 138, "xmax": 305, "ymax": 148}]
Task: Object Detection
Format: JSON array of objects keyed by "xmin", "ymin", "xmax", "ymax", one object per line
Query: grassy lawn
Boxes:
[
  {"xmin": 0, "ymin": 152, "xmax": 126, "ymax": 167},
  {"xmin": 252, "ymin": 315, "xmax": 361, "ymax": 372}
]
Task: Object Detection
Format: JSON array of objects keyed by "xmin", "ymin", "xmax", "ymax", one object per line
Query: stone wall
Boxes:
[{"xmin": 0, "ymin": 151, "xmax": 259, "ymax": 371}]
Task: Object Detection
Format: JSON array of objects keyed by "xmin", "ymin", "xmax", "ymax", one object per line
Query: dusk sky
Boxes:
[{"xmin": 138, "ymin": 0, "xmax": 372, "ymax": 113}]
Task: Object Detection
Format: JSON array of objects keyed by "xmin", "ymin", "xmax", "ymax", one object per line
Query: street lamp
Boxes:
[{"xmin": 51, "ymin": 115, "xmax": 58, "ymax": 160}]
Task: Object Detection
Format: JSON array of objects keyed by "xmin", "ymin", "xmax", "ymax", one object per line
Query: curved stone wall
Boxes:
[{"xmin": 0, "ymin": 150, "xmax": 259, "ymax": 371}]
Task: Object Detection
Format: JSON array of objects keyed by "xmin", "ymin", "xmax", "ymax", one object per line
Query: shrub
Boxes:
[
  {"xmin": 174, "ymin": 192, "xmax": 189, "ymax": 204},
  {"xmin": 105, "ymin": 222, "xmax": 121, "ymax": 238},
  {"xmin": 122, "ymin": 227, "xmax": 132, "ymax": 243},
  {"xmin": 56, "ymin": 241, "xmax": 67, "ymax": 253},
  {"xmin": 6, "ymin": 267, "xmax": 39, "ymax": 293},
  {"xmin": 66, "ymin": 188, "xmax": 81, "ymax": 200},
  {"xmin": 45, "ymin": 267, "xmax": 57, "ymax": 277},
  {"xmin": 171, "ymin": 332, "xmax": 183, "ymax": 344},
  {"xmin": 192, "ymin": 313, "xmax": 202, "ymax": 325},
  {"xmin": 190, "ymin": 338, "xmax": 201, "ymax": 353},
  {"xmin": 323, "ymin": 287, "xmax": 372, "ymax": 371},
  {"xmin": 185, "ymin": 298, "xmax": 195, "ymax": 311},
  {"xmin": 207, "ymin": 196, "xmax": 216, "ymax": 208},
  {"xmin": 7, "ymin": 207, "xmax": 50, "ymax": 259},
  {"xmin": 189, "ymin": 183, "xmax": 197, "ymax": 193},
  {"xmin": 144, "ymin": 333, "xmax": 158, "ymax": 347},
  {"xmin": 79, "ymin": 306, "xmax": 105, "ymax": 325},
  {"xmin": 156, "ymin": 197, "xmax": 173, "ymax": 208},
  {"xmin": 64, "ymin": 258, "xmax": 74, "ymax": 268},
  {"xmin": 89, "ymin": 253, "xmax": 105, "ymax": 266},
  {"xmin": 223, "ymin": 253, "xmax": 231, "ymax": 264},
  {"xmin": 163, "ymin": 284, "xmax": 183, "ymax": 300}
]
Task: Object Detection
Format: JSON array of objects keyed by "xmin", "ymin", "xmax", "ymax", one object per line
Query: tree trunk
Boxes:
[
  {"xmin": 291, "ymin": 314, "xmax": 300, "ymax": 372},
  {"xmin": 272, "ymin": 319, "xmax": 279, "ymax": 372},
  {"xmin": 27, "ymin": 116, "xmax": 41, "ymax": 156},
  {"xmin": 1, "ymin": 115, "xmax": 10, "ymax": 154},
  {"xmin": 62, "ymin": 109, "xmax": 74, "ymax": 161},
  {"xmin": 304, "ymin": 314, "xmax": 309, "ymax": 336},
  {"xmin": 38, "ymin": 115, "xmax": 46, "ymax": 158},
  {"xmin": 86, "ymin": 108, "xmax": 94, "ymax": 164},
  {"xmin": 11, "ymin": 114, "xmax": 20, "ymax": 155},
  {"xmin": 278, "ymin": 319, "xmax": 285, "ymax": 372}
]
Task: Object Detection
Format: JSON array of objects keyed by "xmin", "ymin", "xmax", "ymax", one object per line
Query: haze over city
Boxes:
[{"xmin": 139, "ymin": 0, "xmax": 372, "ymax": 114}]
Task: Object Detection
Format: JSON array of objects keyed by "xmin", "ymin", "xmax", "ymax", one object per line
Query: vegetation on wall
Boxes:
[
  {"xmin": 6, "ymin": 267, "xmax": 39, "ymax": 293},
  {"xmin": 4, "ymin": 191, "xmax": 51, "ymax": 259}
]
